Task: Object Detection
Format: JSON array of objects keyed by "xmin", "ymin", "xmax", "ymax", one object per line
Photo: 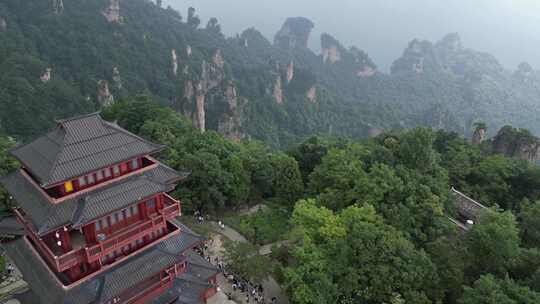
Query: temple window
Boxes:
[
  {"xmin": 65, "ymin": 181, "xmax": 74, "ymax": 193},
  {"xmin": 87, "ymin": 174, "xmax": 95, "ymax": 185},
  {"xmin": 131, "ymin": 159, "xmax": 139, "ymax": 170},
  {"xmin": 96, "ymin": 170, "xmax": 104, "ymax": 181},
  {"xmin": 79, "ymin": 176, "xmax": 87, "ymax": 187}
]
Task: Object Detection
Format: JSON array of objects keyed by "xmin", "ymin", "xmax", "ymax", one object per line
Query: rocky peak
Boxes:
[
  {"xmin": 472, "ymin": 126, "xmax": 486, "ymax": 145},
  {"xmin": 409, "ymin": 39, "xmax": 426, "ymax": 54},
  {"xmin": 514, "ymin": 62, "xmax": 536, "ymax": 82},
  {"xmin": 97, "ymin": 80, "xmax": 114, "ymax": 106},
  {"xmin": 274, "ymin": 17, "xmax": 314, "ymax": 50},
  {"xmin": 241, "ymin": 28, "xmax": 273, "ymax": 51},
  {"xmin": 102, "ymin": 0, "xmax": 121, "ymax": 23},
  {"xmin": 437, "ymin": 33, "xmax": 463, "ymax": 53},
  {"xmin": 491, "ymin": 126, "xmax": 540, "ymax": 163},
  {"xmin": 0, "ymin": 17, "xmax": 7, "ymax": 32},
  {"xmin": 112, "ymin": 66, "xmax": 122, "ymax": 89},
  {"xmin": 391, "ymin": 39, "xmax": 438, "ymax": 75},
  {"xmin": 171, "ymin": 49, "xmax": 178, "ymax": 76},
  {"xmin": 321, "ymin": 33, "xmax": 342, "ymax": 64},
  {"xmin": 40, "ymin": 68, "xmax": 52, "ymax": 83},
  {"xmin": 350, "ymin": 47, "xmax": 377, "ymax": 77},
  {"xmin": 53, "ymin": 0, "xmax": 64, "ymax": 14}
]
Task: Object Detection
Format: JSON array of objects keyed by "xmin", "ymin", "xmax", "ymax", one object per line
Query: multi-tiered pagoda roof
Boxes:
[{"xmin": 0, "ymin": 113, "xmax": 218, "ymax": 304}]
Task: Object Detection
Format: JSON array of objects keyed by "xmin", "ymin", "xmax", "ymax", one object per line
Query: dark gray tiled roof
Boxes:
[
  {"xmin": 151, "ymin": 250, "xmax": 219, "ymax": 304},
  {"xmin": 0, "ymin": 216, "xmax": 25, "ymax": 236},
  {"xmin": 0, "ymin": 164, "xmax": 183, "ymax": 235},
  {"xmin": 173, "ymin": 277, "xmax": 211, "ymax": 304},
  {"xmin": 151, "ymin": 275, "xmax": 212, "ymax": 304},
  {"xmin": 3, "ymin": 227, "xmax": 207, "ymax": 304},
  {"xmin": 146, "ymin": 163, "xmax": 190, "ymax": 184},
  {"xmin": 450, "ymin": 187, "xmax": 488, "ymax": 221},
  {"xmin": 10, "ymin": 113, "xmax": 164, "ymax": 187},
  {"xmin": 185, "ymin": 251, "xmax": 220, "ymax": 281}
]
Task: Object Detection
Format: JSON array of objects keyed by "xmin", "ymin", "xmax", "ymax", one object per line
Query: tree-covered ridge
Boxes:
[
  {"xmin": 1, "ymin": 98, "xmax": 540, "ymax": 303},
  {"xmin": 1, "ymin": 0, "xmax": 539, "ymax": 149},
  {"xmin": 111, "ymin": 99, "xmax": 540, "ymax": 304}
]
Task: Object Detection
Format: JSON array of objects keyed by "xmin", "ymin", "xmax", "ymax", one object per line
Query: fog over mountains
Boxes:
[{"xmin": 164, "ymin": 0, "xmax": 540, "ymax": 71}]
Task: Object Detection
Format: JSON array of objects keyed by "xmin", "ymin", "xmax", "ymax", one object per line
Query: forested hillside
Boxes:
[
  {"xmin": 1, "ymin": 96, "xmax": 540, "ymax": 303},
  {"xmin": 1, "ymin": 0, "xmax": 539, "ymax": 148}
]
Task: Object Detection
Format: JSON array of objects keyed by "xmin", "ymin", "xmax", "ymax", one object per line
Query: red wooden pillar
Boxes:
[
  {"xmin": 60, "ymin": 227, "xmax": 72, "ymax": 251},
  {"xmin": 67, "ymin": 266, "xmax": 82, "ymax": 282},
  {"xmin": 84, "ymin": 224, "xmax": 97, "ymax": 244},
  {"xmin": 157, "ymin": 194, "xmax": 164, "ymax": 210},
  {"xmin": 140, "ymin": 202, "xmax": 148, "ymax": 219}
]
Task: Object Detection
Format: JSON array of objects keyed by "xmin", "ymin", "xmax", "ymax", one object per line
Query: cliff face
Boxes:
[
  {"xmin": 53, "ymin": 0, "xmax": 64, "ymax": 14},
  {"xmin": 177, "ymin": 48, "xmax": 245, "ymax": 139},
  {"xmin": 2, "ymin": 0, "xmax": 540, "ymax": 148},
  {"xmin": 306, "ymin": 86, "xmax": 317, "ymax": 103},
  {"xmin": 472, "ymin": 128, "xmax": 486, "ymax": 145},
  {"xmin": 217, "ymin": 82, "xmax": 246, "ymax": 141},
  {"xmin": 491, "ymin": 126, "xmax": 540, "ymax": 163},
  {"xmin": 286, "ymin": 61, "xmax": 295, "ymax": 83},
  {"xmin": 171, "ymin": 49, "xmax": 178, "ymax": 77},
  {"xmin": 321, "ymin": 34, "xmax": 342, "ymax": 64},
  {"xmin": 97, "ymin": 80, "xmax": 114, "ymax": 106},
  {"xmin": 103, "ymin": 0, "xmax": 121, "ymax": 23},
  {"xmin": 40, "ymin": 68, "xmax": 52, "ymax": 82},
  {"xmin": 0, "ymin": 17, "xmax": 6, "ymax": 32},
  {"xmin": 274, "ymin": 17, "xmax": 314, "ymax": 50},
  {"xmin": 112, "ymin": 66, "xmax": 122, "ymax": 89},
  {"xmin": 273, "ymin": 76, "xmax": 284, "ymax": 104}
]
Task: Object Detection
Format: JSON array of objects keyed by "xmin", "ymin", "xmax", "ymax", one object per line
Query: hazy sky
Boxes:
[{"xmin": 163, "ymin": 0, "xmax": 540, "ymax": 71}]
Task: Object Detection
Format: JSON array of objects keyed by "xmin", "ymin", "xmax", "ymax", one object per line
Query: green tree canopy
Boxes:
[{"xmin": 284, "ymin": 200, "xmax": 441, "ymax": 304}]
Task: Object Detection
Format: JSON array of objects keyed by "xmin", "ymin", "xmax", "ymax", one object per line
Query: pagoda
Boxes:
[{"xmin": 0, "ymin": 113, "xmax": 218, "ymax": 304}]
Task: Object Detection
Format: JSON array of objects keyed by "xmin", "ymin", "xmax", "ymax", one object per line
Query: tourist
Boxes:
[{"xmin": 7, "ymin": 263, "xmax": 14, "ymax": 276}]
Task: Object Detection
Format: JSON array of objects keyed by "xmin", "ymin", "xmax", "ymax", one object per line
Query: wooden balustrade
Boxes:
[
  {"xmin": 14, "ymin": 209, "xmax": 85, "ymax": 272},
  {"xmin": 85, "ymin": 216, "xmax": 165, "ymax": 262},
  {"xmin": 14, "ymin": 194, "xmax": 181, "ymax": 275}
]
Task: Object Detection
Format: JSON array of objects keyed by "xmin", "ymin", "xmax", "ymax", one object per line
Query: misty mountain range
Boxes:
[
  {"xmin": 0, "ymin": 0, "xmax": 539, "ymax": 150},
  {"xmin": 164, "ymin": 0, "xmax": 540, "ymax": 72}
]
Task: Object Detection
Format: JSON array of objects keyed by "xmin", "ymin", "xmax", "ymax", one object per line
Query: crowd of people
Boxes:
[{"xmin": 193, "ymin": 213, "xmax": 278, "ymax": 304}]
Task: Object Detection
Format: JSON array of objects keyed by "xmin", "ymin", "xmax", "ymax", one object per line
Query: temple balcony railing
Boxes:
[
  {"xmin": 15, "ymin": 195, "xmax": 182, "ymax": 274},
  {"xmin": 14, "ymin": 209, "xmax": 85, "ymax": 273},
  {"xmin": 162, "ymin": 193, "xmax": 181, "ymax": 219},
  {"xmin": 85, "ymin": 196, "xmax": 181, "ymax": 263}
]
